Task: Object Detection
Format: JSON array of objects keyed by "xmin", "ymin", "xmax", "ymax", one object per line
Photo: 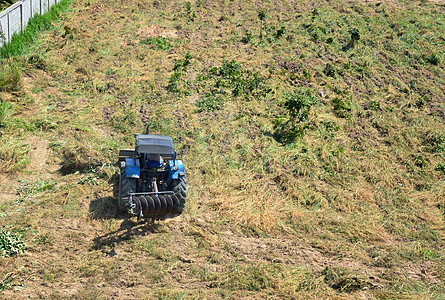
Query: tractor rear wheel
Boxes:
[
  {"xmin": 119, "ymin": 166, "xmax": 136, "ymax": 213},
  {"xmin": 171, "ymin": 177, "xmax": 186, "ymax": 214}
]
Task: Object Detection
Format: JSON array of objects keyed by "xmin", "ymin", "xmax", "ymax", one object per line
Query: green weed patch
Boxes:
[
  {"xmin": 274, "ymin": 88, "xmax": 317, "ymax": 142},
  {"xmin": 0, "ymin": 99, "xmax": 12, "ymax": 127},
  {"xmin": 0, "ymin": 227, "xmax": 26, "ymax": 257},
  {"xmin": 140, "ymin": 37, "xmax": 172, "ymax": 51}
]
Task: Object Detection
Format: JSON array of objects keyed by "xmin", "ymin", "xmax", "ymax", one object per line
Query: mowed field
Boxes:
[{"xmin": 0, "ymin": 0, "xmax": 444, "ymax": 298}]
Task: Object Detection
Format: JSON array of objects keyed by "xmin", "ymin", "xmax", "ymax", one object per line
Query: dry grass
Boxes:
[
  {"xmin": 0, "ymin": 0, "xmax": 444, "ymax": 298},
  {"xmin": 0, "ymin": 139, "xmax": 30, "ymax": 173}
]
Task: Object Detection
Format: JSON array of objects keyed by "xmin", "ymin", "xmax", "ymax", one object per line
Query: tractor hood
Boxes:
[{"xmin": 135, "ymin": 134, "xmax": 175, "ymax": 156}]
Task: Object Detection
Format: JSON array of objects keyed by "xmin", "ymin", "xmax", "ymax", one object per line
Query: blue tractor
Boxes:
[{"xmin": 118, "ymin": 133, "xmax": 186, "ymax": 220}]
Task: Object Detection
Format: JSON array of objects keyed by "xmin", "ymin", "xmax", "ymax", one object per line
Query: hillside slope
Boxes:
[{"xmin": 0, "ymin": 0, "xmax": 444, "ymax": 298}]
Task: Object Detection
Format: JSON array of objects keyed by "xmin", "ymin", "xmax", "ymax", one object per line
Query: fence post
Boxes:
[
  {"xmin": 20, "ymin": 2, "xmax": 23, "ymax": 32},
  {"xmin": 0, "ymin": 19, "xmax": 6, "ymax": 51},
  {"xmin": 7, "ymin": 11, "xmax": 10, "ymax": 43}
]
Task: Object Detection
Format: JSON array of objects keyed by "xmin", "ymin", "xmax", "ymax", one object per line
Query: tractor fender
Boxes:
[
  {"xmin": 125, "ymin": 158, "xmax": 140, "ymax": 179},
  {"xmin": 168, "ymin": 160, "xmax": 185, "ymax": 184}
]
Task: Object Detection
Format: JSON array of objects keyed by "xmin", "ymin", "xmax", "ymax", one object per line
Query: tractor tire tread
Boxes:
[{"xmin": 119, "ymin": 167, "xmax": 136, "ymax": 213}]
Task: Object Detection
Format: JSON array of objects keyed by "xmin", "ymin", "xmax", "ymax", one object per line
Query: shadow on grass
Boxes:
[
  {"xmin": 89, "ymin": 195, "xmax": 161, "ymax": 249},
  {"xmin": 262, "ymin": 128, "xmax": 294, "ymax": 146},
  {"xmin": 88, "ymin": 173, "xmax": 120, "ymax": 220},
  {"xmin": 92, "ymin": 219, "xmax": 161, "ymax": 252},
  {"xmin": 89, "ymin": 196, "xmax": 119, "ymax": 220},
  {"xmin": 88, "ymin": 179, "xmax": 164, "ymax": 251}
]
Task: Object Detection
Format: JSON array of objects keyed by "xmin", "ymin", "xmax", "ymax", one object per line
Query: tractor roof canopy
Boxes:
[{"xmin": 135, "ymin": 134, "xmax": 175, "ymax": 156}]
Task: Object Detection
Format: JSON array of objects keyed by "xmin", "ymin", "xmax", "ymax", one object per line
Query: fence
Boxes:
[{"xmin": 0, "ymin": 0, "xmax": 58, "ymax": 48}]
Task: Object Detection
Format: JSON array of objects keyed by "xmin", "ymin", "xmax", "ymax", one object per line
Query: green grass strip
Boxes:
[{"xmin": 1, "ymin": 0, "xmax": 70, "ymax": 58}]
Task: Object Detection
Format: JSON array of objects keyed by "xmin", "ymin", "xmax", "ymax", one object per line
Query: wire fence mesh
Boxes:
[{"xmin": 0, "ymin": 0, "xmax": 58, "ymax": 55}]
